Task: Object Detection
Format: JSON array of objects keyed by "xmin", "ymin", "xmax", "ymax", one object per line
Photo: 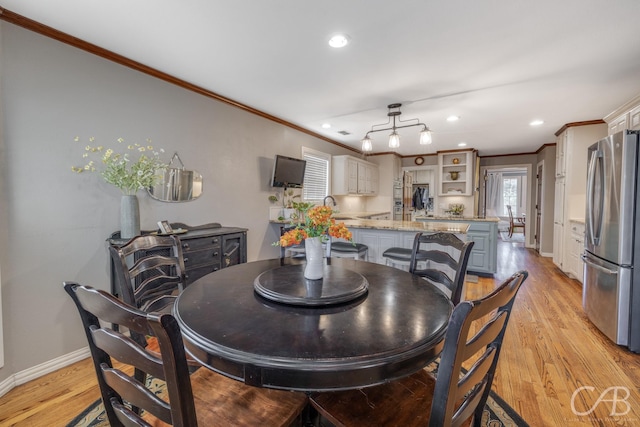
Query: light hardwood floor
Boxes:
[{"xmin": 1, "ymin": 238, "xmax": 639, "ymax": 426}]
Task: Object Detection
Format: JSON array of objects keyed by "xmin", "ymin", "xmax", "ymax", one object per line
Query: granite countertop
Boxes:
[
  {"xmin": 331, "ymin": 211, "xmax": 391, "ymax": 220},
  {"xmin": 414, "ymin": 215, "xmax": 500, "ymax": 222},
  {"xmin": 271, "ymin": 218, "xmax": 469, "ymax": 234},
  {"xmin": 340, "ymin": 219, "xmax": 469, "ymax": 233}
]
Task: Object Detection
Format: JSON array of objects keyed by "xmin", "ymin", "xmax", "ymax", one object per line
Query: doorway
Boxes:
[{"xmin": 479, "ymin": 164, "xmax": 532, "ymax": 246}]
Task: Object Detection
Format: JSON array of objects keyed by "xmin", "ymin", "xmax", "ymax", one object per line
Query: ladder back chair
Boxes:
[
  {"xmin": 109, "ymin": 234, "xmax": 186, "ymax": 314},
  {"xmin": 309, "ymin": 270, "xmax": 529, "ymax": 427},
  {"xmin": 64, "ymin": 282, "xmax": 308, "ymax": 427},
  {"xmin": 506, "ymin": 205, "xmax": 525, "ymax": 237},
  {"xmin": 409, "ymin": 232, "xmax": 474, "ymax": 306}
]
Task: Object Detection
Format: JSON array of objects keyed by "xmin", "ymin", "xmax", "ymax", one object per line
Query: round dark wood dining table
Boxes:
[{"xmin": 173, "ymin": 257, "xmax": 453, "ymax": 392}]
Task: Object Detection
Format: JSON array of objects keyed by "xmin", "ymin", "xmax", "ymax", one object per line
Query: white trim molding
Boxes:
[{"xmin": 0, "ymin": 347, "xmax": 90, "ymax": 398}]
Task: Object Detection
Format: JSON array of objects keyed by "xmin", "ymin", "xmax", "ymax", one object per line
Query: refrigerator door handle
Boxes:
[
  {"xmin": 581, "ymin": 254, "xmax": 618, "ymax": 275},
  {"xmin": 586, "ymin": 149, "xmax": 603, "ymax": 246}
]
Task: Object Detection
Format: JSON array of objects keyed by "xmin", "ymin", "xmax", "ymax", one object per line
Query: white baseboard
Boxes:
[{"xmin": 0, "ymin": 347, "xmax": 90, "ymax": 398}]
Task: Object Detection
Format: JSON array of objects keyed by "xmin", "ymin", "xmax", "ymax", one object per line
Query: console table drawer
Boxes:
[
  {"xmin": 183, "ymin": 247, "xmax": 221, "ymax": 268},
  {"xmin": 181, "ymin": 236, "xmax": 221, "ymax": 251}
]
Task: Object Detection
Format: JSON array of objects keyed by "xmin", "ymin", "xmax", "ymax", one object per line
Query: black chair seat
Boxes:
[
  {"xmin": 331, "ymin": 242, "xmax": 367, "ymax": 253},
  {"xmin": 382, "ymin": 247, "xmax": 413, "ymax": 261}
]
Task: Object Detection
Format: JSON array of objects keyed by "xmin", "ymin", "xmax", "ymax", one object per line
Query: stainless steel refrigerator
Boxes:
[{"xmin": 583, "ymin": 129, "xmax": 640, "ymax": 353}]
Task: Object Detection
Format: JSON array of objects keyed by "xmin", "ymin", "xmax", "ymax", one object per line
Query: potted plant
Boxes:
[{"xmin": 72, "ymin": 136, "xmax": 166, "ymax": 238}]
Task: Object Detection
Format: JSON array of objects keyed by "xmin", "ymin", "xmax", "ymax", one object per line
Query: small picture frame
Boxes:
[{"xmin": 157, "ymin": 220, "xmax": 173, "ymax": 234}]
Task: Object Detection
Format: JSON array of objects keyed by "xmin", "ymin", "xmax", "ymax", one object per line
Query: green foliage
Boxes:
[{"xmin": 72, "ymin": 136, "xmax": 167, "ymax": 195}]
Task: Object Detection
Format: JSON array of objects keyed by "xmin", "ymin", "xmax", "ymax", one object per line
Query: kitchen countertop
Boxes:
[
  {"xmin": 414, "ymin": 215, "xmax": 500, "ymax": 222},
  {"xmin": 341, "ymin": 219, "xmax": 469, "ymax": 233},
  {"xmin": 331, "ymin": 211, "xmax": 391, "ymax": 220},
  {"xmin": 271, "ymin": 218, "xmax": 469, "ymax": 234}
]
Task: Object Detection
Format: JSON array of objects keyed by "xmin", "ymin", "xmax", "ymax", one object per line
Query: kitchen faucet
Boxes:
[{"xmin": 323, "ymin": 195, "xmax": 337, "ymax": 206}]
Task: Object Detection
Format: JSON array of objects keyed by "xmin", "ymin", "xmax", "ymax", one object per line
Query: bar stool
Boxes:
[
  {"xmin": 383, "ymin": 247, "xmax": 430, "ymax": 271},
  {"xmin": 331, "ymin": 241, "xmax": 369, "ymax": 260},
  {"xmin": 382, "ymin": 247, "xmax": 413, "ymax": 270}
]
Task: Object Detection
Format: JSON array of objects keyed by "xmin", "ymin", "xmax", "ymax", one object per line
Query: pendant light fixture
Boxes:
[{"xmin": 361, "ymin": 103, "xmax": 432, "ymax": 152}]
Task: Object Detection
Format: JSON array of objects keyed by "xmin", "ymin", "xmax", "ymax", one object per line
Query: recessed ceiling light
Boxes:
[
  {"xmin": 530, "ymin": 119, "xmax": 544, "ymax": 126},
  {"xmin": 447, "ymin": 115, "xmax": 460, "ymax": 122},
  {"xmin": 458, "ymin": 142, "xmax": 467, "ymax": 147},
  {"xmin": 328, "ymin": 34, "xmax": 350, "ymax": 48},
  {"xmin": 321, "ymin": 123, "xmax": 331, "ymax": 129}
]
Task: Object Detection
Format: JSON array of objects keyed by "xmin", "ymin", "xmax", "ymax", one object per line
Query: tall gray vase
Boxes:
[{"xmin": 120, "ymin": 194, "xmax": 141, "ymax": 239}]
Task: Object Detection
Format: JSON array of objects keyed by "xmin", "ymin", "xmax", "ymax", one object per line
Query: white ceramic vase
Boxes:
[
  {"xmin": 120, "ymin": 194, "xmax": 141, "ymax": 239},
  {"xmin": 304, "ymin": 236, "xmax": 324, "ymax": 280}
]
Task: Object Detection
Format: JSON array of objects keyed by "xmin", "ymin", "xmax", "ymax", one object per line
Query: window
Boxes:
[
  {"xmin": 302, "ymin": 147, "xmax": 330, "ymax": 202},
  {"xmin": 502, "ymin": 174, "xmax": 526, "ymax": 216}
]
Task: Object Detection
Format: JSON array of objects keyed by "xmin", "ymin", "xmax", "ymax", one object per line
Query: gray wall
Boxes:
[{"xmin": 0, "ymin": 22, "xmax": 356, "ymax": 381}]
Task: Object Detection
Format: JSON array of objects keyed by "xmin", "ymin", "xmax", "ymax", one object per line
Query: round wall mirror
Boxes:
[{"xmin": 148, "ymin": 153, "xmax": 203, "ymax": 202}]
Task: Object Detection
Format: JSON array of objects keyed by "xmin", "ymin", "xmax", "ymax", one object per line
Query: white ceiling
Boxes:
[{"xmin": 4, "ymin": 0, "xmax": 640, "ymax": 156}]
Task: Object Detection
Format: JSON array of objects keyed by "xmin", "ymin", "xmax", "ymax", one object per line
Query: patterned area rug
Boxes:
[{"xmin": 66, "ymin": 365, "xmax": 529, "ymax": 427}]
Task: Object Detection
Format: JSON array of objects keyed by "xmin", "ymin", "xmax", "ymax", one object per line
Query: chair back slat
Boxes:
[
  {"xmin": 462, "ymin": 311, "xmax": 508, "ymax": 358},
  {"xmin": 455, "ymin": 345, "xmax": 496, "ymax": 400},
  {"xmin": 91, "ymin": 327, "xmax": 165, "ymax": 380},
  {"xmin": 102, "ymin": 365, "xmax": 173, "ymax": 424},
  {"xmin": 111, "ymin": 397, "xmax": 153, "ymax": 427},
  {"xmin": 64, "ymin": 282, "xmax": 198, "ymax": 427},
  {"xmin": 409, "ymin": 232, "xmax": 474, "ymax": 306},
  {"xmin": 109, "ymin": 235, "xmax": 186, "ymax": 313}
]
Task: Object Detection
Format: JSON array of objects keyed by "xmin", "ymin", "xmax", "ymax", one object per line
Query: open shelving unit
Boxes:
[{"xmin": 438, "ymin": 150, "xmax": 473, "ymax": 196}]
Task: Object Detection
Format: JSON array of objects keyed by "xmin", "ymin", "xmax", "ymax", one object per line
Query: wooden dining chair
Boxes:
[
  {"xmin": 409, "ymin": 232, "xmax": 474, "ymax": 306},
  {"xmin": 64, "ymin": 282, "xmax": 308, "ymax": 427},
  {"xmin": 506, "ymin": 205, "xmax": 525, "ymax": 237},
  {"xmin": 309, "ymin": 270, "xmax": 529, "ymax": 427},
  {"xmin": 109, "ymin": 234, "xmax": 186, "ymax": 314}
]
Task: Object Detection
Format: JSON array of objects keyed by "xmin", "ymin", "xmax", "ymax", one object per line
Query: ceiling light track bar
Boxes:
[{"xmin": 361, "ymin": 103, "xmax": 432, "ymax": 152}]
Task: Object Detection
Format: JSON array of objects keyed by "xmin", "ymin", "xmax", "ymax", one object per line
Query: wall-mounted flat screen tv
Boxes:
[{"xmin": 271, "ymin": 155, "xmax": 306, "ymax": 188}]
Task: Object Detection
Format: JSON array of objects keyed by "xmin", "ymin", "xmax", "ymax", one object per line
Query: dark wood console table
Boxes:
[{"xmin": 108, "ymin": 222, "xmax": 247, "ymax": 297}]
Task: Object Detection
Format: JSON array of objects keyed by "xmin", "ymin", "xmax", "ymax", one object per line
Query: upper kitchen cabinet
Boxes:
[
  {"xmin": 438, "ymin": 150, "xmax": 475, "ymax": 196},
  {"xmin": 605, "ymin": 93, "xmax": 640, "ymax": 135},
  {"xmin": 332, "ymin": 155, "xmax": 379, "ymax": 196}
]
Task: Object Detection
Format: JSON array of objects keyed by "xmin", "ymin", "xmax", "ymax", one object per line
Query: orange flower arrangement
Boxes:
[{"xmin": 279, "ymin": 205, "xmax": 352, "ymax": 247}]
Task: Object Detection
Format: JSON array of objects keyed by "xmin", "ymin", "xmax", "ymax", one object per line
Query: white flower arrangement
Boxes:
[{"xmin": 71, "ymin": 136, "xmax": 166, "ymax": 195}]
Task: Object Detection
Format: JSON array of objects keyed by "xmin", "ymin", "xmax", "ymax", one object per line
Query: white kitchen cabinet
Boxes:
[
  {"xmin": 567, "ymin": 220, "xmax": 585, "ymax": 283},
  {"xmin": 553, "ymin": 122, "xmax": 606, "ymax": 274},
  {"xmin": 332, "ymin": 155, "xmax": 379, "ymax": 196},
  {"xmin": 357, "ymin": 162, "xmax": 378, "ymax": 195},
  {"xmin": 629, "ymin": 104, "xmax": 640, "ymax": 130},
  {"xmin": 438, "ymin": 150, "xmax": 474, "ymax": 196},
  {"xmin": 553, "ymin": 177, "xmax": 565, "ymax": 269},
  {"xmin": 357, "ymin": 229, "xmax": 397, "ymax": 264},
  {"xmin": 608, "ymin": 113, "xmax": 628, "ymax": 136},
  {"xmin": 605, "ymin": 94, "xmax": 640, "ymax": 135}
]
